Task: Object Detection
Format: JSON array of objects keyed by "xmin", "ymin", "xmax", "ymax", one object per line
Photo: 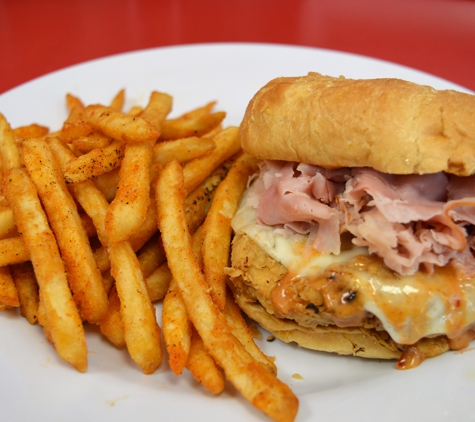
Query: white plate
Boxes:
[{"xmin": 1, "ymin": 43, "xmax": 474, "ymax": 422}]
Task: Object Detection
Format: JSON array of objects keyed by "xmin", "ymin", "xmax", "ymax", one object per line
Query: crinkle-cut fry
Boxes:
[
  {"xmin": 153, "ymin": 137, "xmax": 216, "ymax": 167},
  {"xmin": 108, "ymin": 241, "xmax": 162, "ymax": 374},
  {"xmin": 66, "ymin": 93, "xmax": 85, "ymax": 112},
  {"xmin": 48, "ymin": 137, "xmax": 110, "ymax": 246},
  {"xmin": 201, "ymin": 152, "xmax": 258, "ymax": 310},
  {"xmin": 0, "ymin": 265, "xmax": 20, "ymax": 308},
  {"xmin": 224, "ymin": 295, "xmax": 277, "ymax": 375},
  {"xmin": 105, "ymin": 140, "xmax": 153, "ymax": 244},
  {"xmin": 163, "ymin": 278, "xmax": 191, "ymax": 375},
  {"xmin": 94, "ymin": 167, "xmax": 120, "ymax": 202},
  {"xmin": 137, "ymin": 233, "xmax": 167, "ymax": 279},
  {"xmin": 186, "ymin": 325, "xmax": 225, "ymax": 395},
  {"xmin": 62, "ymin": 139, "xmax": 125, "ymax": 184},
  {"xmin": 110, "ymin": 89, "xmax": 125, "ymax": 111},
  {"xmin": 0, "ymin": 113, "xmax": 22, "ymax": 171},
  {"xmin": 20, "ymin": 138, "xmax": 108, "ymax": 324},
  {"xmin": 139, "ymin": 91, "xmax": 173, "ymax": 130},
  {"xmin": 183, "ymin": 126, "xmax": 241, "ymax": 194},
  {"xmin": 0, "ymin": 236, "xmax": 30, "ymax": 266},
  {"xmin": 156, "ymin": 160, "xmax": 298, "ymax": 422},
  {"xmin": 11, "ymin": 262, "xmax": 39, "ymax": 324},
  {"xmin": 13, "ymin": 123, "xmax": 49, "ymax": 138},
  {"xmin": 145, "ymin": 262, "xmax": 172, "ymax": 302},
  {"xmin": 72, "ymin": 133, "xmax": 111, "ymax": 154},
  {"xmin": 85, "ymin": 104, "xmax": 160, "ymax": 143},
  {"xmin": 160, "ymin": 111, "xmax": 226, "ymax": 140},
  {"xmin": 4, "ymin": 168, "xmax": 87, "ymax": 372},
  {"xmin": 99, "ymin": 284, "xmax": 125, "ymax": 348}
]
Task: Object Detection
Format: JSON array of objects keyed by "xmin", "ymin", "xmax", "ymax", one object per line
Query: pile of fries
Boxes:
[{"xmin": 0, "ymin": 89, "xmax": 298, "ymax": 422}]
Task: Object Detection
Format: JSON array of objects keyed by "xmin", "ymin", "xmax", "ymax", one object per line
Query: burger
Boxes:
[{"xmin": 226, "ymin": 72, "xmax": 475, "ymax": 369}]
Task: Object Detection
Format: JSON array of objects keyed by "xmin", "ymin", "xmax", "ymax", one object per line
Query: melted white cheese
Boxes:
[{"xmin": 232, "ymin": 185, "xmax": 475, "ymax": 344}]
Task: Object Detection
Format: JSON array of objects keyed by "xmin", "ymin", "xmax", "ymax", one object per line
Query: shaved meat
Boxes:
[{"xmin": 254, "ymin": 160, "xmax": 475, "ymax": 276}]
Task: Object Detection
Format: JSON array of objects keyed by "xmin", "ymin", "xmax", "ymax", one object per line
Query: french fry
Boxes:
[
  {"xmin": 156, "ymin": 160, "xmax": 299, "ymax": 422},
  {"xmin": 4, "ymin": 167, "xmax": 87, "ymax": 372},
  {"xmin": 186, "ymin": 325, "xmax": 225, "ymax": 395},
  {"xmin": 0, "ymin": 265, "xmax": 20, "ymax": 309},
  {"xmin": 72, "ymin": 133, "xmax": 111, "ymax": 153},
  {"xmin": 0, "ymin": 113, "xmax": 22, "ymax": 171},
  {"xmin": 139, "ymin": 91, "xmax": 172, "ymax": 130},
  {"xmin": 60, "ymin": 119, "xmax": 93, "ymax": 143},
  {"xmin": 48, "ymin": 137, "xmax": 110, "ymax": 246},
  {"xmin": 61, "ymin": 139, "xmax": 125, "ymax": 184},
  {"xmin": 11, "ymin": 262, "xmax": 39, "ymax": 324},
  {"xmin": 110, "ymin": 89, "xmax": 125, "ymax": 111},
  {"xmin": 183, "ymin": 126, "xmax": 241, "ymax": 194},
  {"xmin": 145, "ymin": 262, "xmax": 172, "ymax": 302},
  {"xmin": 20, "ymin": 138, "xmax": 108, "ymax": 324},
  {"xmin": 137, "ymin": 233, "xmax": 167, "ymax": 279},
  {"xmin": 0, "ymin": 236, "xmax": 30, "ymax": 266},
  {"xmin": 153, "ymin": 137, "xmax": 216, "ymax": 166},
  {"xmin": 160, "ymin": 111, "xmax": 226, "ymax": 140},
  {"xmin": 127, "ymin": 105, "xmax": 143, "ymax": 116},
  {"xmin": 94, "ymin": 166, "xmax": 120, "ymax": 202},
  {"xmin": 108, "ymin": 241, "xmax": 162, "ymax": 374},
  {"xmin": 99, "ymin": 284, "xmax": 125, "ymax": 348},
  {"xmin": 201, "ymin": 152, "xmax": 258, "ymax": 309},
  {"xmin": 12, "ymin": 123, "xmax": 49, "ymax": 138},
  {"xmin": 66, "ymin": 93, "xmax": 85, "ymax": 112},
  {"xmin": 223, "ymin": 295, "xmax": 277, "ymax": 375},
  {"xmin": 163, "ymin": 278, "xmax": 191, "ymax": 375},
  {"xmin": 0, "ymin": 205, "xmax": 17, "ymax": 239},
  {"xmin": 85, "ymin": 105, "xmax": 160, "ymax": 143},
  {"xmin": 105, "ymin": 140, "xmax": 153, "ymax": 244}
]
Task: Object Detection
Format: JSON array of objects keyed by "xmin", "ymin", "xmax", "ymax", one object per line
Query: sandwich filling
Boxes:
[{"xmin": 231, "ymin": 160, "xmax": 475, "ymax": 346}]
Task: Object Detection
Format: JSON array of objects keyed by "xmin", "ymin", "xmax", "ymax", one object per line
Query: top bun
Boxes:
[{"xmin": 240, "ymin": 73, "xmax": 475, "ymax": 176}]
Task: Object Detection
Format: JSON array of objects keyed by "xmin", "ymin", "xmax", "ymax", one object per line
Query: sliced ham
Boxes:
[{"xmin": 254, "ymin": 160, "xmax": 475, "ymax": 276}]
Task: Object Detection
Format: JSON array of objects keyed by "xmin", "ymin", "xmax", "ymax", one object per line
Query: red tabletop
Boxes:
[{"xmin": 1, "ymin": 0, "xmax": 475, "ymax": 94}]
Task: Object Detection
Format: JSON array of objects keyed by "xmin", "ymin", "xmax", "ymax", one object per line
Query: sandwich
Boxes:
[{"xmin": 226, "ymin": 72, "xmax": 475, "ymax": 369}]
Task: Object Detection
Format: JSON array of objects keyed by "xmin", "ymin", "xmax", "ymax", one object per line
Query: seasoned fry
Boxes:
[
  {"xmin": 20, "ymin": 138, "xmax": 108, "ymax": 324},
  {"xmin": 201, "ymin": 152, "xmax": 258, "ymax": 309},
  {"xmin": 0, "ymin": 265, "xmax": 20, "ymax": 309},
  {"xmin": 12, "ymin": 123, "xmax": 49, "ymax": 138},
  {"xmin": 160, "ymin": 111, "xmax": 226, "ymax": 140},
  {"xmin": 99, "ymin": 284, "xmax": 125, "ymax": 348},
  {"xmin": 163, "ymin": 278, "xmax": 191, "ymax": 375},
  {"xmin": 0, "ymin": 113, "xmax": 21, "ymax": 171},
  {"xmin": 11, "ymin": 262, "xmax": 39, "ymax": 324},
  {"xmin": 153, "ymin": 137, "xmax": 216, "ymax": 166},
  {"xmin": 145, "ymin": 262, "xmax": 172, "ymax": 302},
  {"xmin": 186, "ymin": 325, "xmax": 225, "ymax": 395},
  {"xmin": 110, "ymin": 89, "xmax": 125, "ymax": 111},
  {"xmin": 108, "ymin": 241, "xmax": 162, "ymax": 374},
  {"xmin": 72, "ymin": 133, "xmax": 111, "ymax": 153},
  {"xmin": 137, "ymin": 233, "xmax": 167, "ymax": 279},
  {"xmin": 62, "ymin": 139, "xmax": 125, "ymax": 184},
  {"xmin": 93, "ymin": 166, "xmax": 120, "ymax": 202},
  {"xmin": 85, "ymin": 105, "xmax": 160, "ymax": 143},
  {"xmin": 183, "ymin": 126, "xmax": 241, "ymax": 193},
  {"xmin": 156, "ymin": 160, "xmax": 298, "ymax": 422},
  {"xmin": 0, "ymin": 236, "xmax": 30, "ymax": 266},
  {"xmin": 0, "ymin": 205, "xmax": 17, "ymax": 239},
  {"xmin": 105, "ymin": 140, "xmax": 153, "ymax": 244},
  {"xmin": 139, "ymin": 91, "xmax": 172, "ymax": 130},
  {"xmin": 66, "ymin": 93, "xmax": 85, "ymax": 112},
  {"xmin": 48, "ymin": 137, "xmax": 110, "ymax": 246},
  {"xmin": 60, "ymin": 119, "xmax": 92, "ymax": 143},
  {"xmin": 4, "ymin": 168, "xmax": 87, "ymax": 371}
]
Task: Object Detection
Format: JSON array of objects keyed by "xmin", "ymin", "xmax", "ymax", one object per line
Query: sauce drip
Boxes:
[{"xmin": 396, "ymin": 346, "xmax": 425, "ymax": 370}]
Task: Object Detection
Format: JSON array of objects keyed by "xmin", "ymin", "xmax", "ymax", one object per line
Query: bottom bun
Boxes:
[{"xmin": 227, "ymin": 234, "xmax": 450, "ymax": 364}]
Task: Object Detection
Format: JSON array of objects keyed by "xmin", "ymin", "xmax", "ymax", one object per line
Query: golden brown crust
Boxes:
[
  {"xmin": 240, "ymin": 73, "xmax": 475, "ymax": 176},
  {"xmin": 227, "ymin": 234, "xmax": 450, "ymax": 361}
]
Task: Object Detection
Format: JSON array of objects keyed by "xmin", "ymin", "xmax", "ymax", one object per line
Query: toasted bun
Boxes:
[
  {"xmin": 240, "ymin": 73, "xmax": 475, "ymax": 176},
  {"xmin": 227, "ymin": 234, "xmax": 450, "ymax": 361}
]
